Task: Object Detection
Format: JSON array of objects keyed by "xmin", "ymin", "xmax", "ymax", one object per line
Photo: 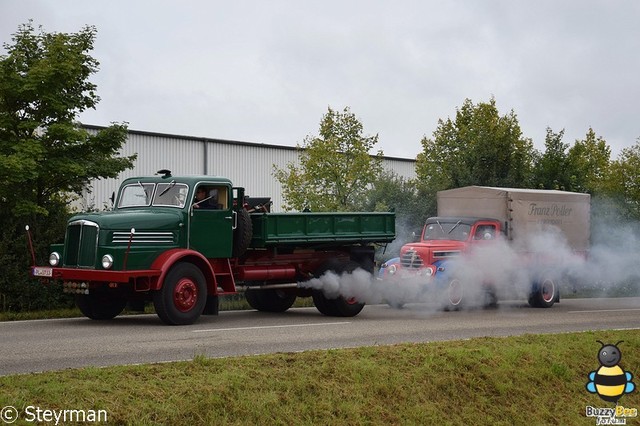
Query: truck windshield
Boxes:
[
  {"xmin": 118, "ymin": 183, "xmax": 189, "ymax": 208},
  {"xmin": 153, "ymin": 182, "xmax": 189, "ymax": 207},
  {"xmin": 423, "ymin": 221, "xmax": 471, "ymax": 241}
]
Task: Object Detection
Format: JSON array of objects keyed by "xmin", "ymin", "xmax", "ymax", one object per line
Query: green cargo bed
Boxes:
[{"xmin": 249, "ymin": 212, "xmax": 395, "ymax": 248}]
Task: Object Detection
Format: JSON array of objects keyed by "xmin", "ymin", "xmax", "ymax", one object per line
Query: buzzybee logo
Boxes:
[{"xmin": 585, "ymin": 340, "xmax": 637, "ymax": 425}]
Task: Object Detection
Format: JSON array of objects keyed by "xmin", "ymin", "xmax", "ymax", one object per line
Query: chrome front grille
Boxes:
[
  {"xmin": 112, "ymin": 231, "xmax": 175, "ymax": 244},
  {"xmin": 401, "ymin": 249, "xmax": 424, "ymax": 269},
  {"xmin": 64, "ymin": 220, "xmax": 99, "ymax": 268}
]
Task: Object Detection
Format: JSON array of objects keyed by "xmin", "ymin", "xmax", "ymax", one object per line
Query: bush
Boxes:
[{"xmin": 0, "ymin": 202, "xmax": 74, "ymax": 312}]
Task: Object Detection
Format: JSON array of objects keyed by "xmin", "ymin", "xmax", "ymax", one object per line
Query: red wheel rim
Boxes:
[
  {"xmin": 345, "ymin": 297, "xmax": 358, "ymax": 305},
  {"xmin": 448, "ymin": 279, "xmax": 462, "ymax": 306},
  {"xmin": 173, "ymin": 278, "xmax": 199, "ymax": 312},
  {"xmin": 541, "ymin": 279, "xmax": 555, "ymax": 303}
]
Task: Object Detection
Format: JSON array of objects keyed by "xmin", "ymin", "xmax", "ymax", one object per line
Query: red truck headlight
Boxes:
[{"xmin": 418, "ymin": 266, "xmax": 435, "ymax": 277}]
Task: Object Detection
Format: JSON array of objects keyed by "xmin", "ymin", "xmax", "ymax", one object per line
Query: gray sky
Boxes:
[{"xmin": 2, "ymin": 0, "xmax": 639, "ymax": 159}]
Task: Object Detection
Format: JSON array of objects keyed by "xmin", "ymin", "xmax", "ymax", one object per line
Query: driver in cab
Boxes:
[{"xmin": 193, "ymin": 187, "xmax": 221, "ymax": 209}]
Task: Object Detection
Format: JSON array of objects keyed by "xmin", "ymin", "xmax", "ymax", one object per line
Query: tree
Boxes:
[
  {"xmin": 357, "ymin": 170, "xmax": 430, "ymax": 250},
  {"xmin": 0, "ymin": 22, "xmax": 136, "ymax": 311},
  {"xmin": 603, "ymin": 139, "xmax": 640, "ymax": 220},
  {"xmin": 565, "ymin": 128, "xmax": 611, "ymax": 194},
  {"xmin": 0, "ymin": 22, "xmax": 136, "ymax": 218},
  {"xmin": 415, "ymin": 98, "xmax": 535, "ymax": 193},
  {"xmin": 273, "ymin": 106, "xmax": 383, "ymax": 212},
  {"xmin": 533, "ymin": 127, "xmax": 571, "ymax": 190}
]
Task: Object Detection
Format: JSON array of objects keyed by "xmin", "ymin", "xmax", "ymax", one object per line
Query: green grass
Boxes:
[{"xmin": 1, "ymin": 330, "xmax": 639, "ymax": 425}]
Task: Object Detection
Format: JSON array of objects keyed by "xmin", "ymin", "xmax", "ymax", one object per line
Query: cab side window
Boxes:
[
  {"xmin": 474, "ymin": 225, "xmax": 496, "ymax": 240},
  {"xmin": 193, "ymin": 185, "xmax": 228, "ymax": 210}
]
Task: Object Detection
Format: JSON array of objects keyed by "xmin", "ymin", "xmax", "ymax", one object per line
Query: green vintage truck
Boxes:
[{"xmin": 29, "ymin": 170, "xmax": 395, "ymax": 325}]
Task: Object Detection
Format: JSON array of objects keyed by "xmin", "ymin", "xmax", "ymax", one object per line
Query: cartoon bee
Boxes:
[{"xmin": 586, "ymin": 340, "xmax": 636, "ymax": 403}]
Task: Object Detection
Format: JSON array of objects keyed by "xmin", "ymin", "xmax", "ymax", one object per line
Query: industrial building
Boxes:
[{"xmin": 82, "ymin": 125, "xmax": 417, "ymax": 212}]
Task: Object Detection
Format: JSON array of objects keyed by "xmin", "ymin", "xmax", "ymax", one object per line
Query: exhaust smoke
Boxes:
[{"xmin": 299, "ymin": 209, "xmax": 640, "ymax": 311}]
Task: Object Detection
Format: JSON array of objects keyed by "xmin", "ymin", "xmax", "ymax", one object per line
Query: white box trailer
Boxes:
[{"xmin": 436, "ymin": 186, "xmax": 590, "ymax": 253}]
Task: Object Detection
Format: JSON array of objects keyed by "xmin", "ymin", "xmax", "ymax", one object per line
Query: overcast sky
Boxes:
[{"xmin": 2, "ymin": 0, "xmax": 639, "ymax": 159}]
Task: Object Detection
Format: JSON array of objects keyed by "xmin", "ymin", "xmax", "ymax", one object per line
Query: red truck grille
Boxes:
[{"xmin": 401, "ymin": 249, "xmax": 424, "ymax": 268}]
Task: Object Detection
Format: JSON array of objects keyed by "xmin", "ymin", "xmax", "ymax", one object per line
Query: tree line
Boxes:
[
  {"xmin": 275, "ymin": 102, "xmax": 640, "ymax": 230},
  {"xmin": 1, "ymin": 23, "xmax": 638, "ymax": 312}
]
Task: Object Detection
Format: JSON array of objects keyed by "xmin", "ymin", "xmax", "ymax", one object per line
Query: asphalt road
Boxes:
[{"xmin": 1, "ymin": 297, "xmax": 639, "ymax": 376}]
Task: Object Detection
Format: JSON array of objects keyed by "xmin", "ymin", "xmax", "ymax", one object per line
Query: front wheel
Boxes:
[
  {"xmin": 443, "ymin": 278, "xmax": 464, "ymax": 311},
  {"xmin": 153, "ymin": 262, "xmax": 207, "ymax": 325},
  {"xmin": 528, "ymin": 276, "xmax": 557, "ymax": 308},
  {"xmin": 75, "ymin": 293, "xmax": 127, "ymax": 320}
]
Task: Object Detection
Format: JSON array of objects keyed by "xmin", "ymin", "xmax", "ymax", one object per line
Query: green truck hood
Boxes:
[{"xmin": 69, "ymin": 209, "xmax": 184, "ymax": 231}]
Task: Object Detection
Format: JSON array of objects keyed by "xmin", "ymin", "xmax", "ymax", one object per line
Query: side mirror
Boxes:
[{"xmin": 109, "ymin": 191, "xmax": 115, "ymax": 206}]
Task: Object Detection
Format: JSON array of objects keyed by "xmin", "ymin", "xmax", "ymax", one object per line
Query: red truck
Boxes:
[{"xmin": 383, "ymin": 186, "xmax": 590, "ymax": 309}]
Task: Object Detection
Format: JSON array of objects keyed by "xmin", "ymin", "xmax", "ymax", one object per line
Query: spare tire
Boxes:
[{"xmin": 232, "ymin": 209, "xmax": 253, "ymax": 257}]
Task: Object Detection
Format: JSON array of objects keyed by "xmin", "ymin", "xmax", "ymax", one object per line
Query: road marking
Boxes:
[
  {"xmin": 568, "ymin": 308, "xmax": 640, "ymax": 314},
  {"xmin": 192, "ymin": 321, "xmax": 351, "ymax": 333}
]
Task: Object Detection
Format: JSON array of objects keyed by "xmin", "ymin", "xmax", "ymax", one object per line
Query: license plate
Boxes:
[{"xmin": 33, "ymin": 267, "xmax": 53, "ymax": 277}]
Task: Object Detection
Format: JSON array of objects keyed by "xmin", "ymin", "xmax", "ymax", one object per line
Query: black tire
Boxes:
[
  {"xmin": 245, "ymin": 288, "xmax": 296, "ymax": 312},
  {"xmin": 153, "ymin": 262, "xmax": 207, "ymax": 325},
  {"xmin": 232, "ymin": 209, "xmax": 253, "ymax": 258},
  {"xmin": 528, "ymin": 275, "xmax": 557, "ymax": 308},
  {"xmin": 75, "ymin": 293, "xmax": 127, "ymax": 320},
  {"xmin": 483, "ymin": 289, "xmax": 498, "ymax": 309},
  {"xmin": 202, "ymin": 295, "xmax": 219, "ymax": 315},
  {"xmin": 311, "ymin": 260, "xmax": 365, "ymax": 317}
]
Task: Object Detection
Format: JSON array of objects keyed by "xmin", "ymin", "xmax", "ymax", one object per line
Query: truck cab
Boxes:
[
  {"xmin": 50, "ymin": 172, "xmax": 238, "ymax": 273},
  {"xmin": 399, "ymin": 217, "xmax": 502, "ymax": 273}
]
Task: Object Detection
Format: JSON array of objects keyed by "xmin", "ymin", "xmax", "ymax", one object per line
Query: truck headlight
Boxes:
[
  {"xmin": 418, "ymin": 267, "xmax": 434, "ymax": 277},
  {"xmin": 387, "ymin": 264, "xmax": 397, "ymax": 275},
  {"xmin": 49, "ymin": 252, "xmax": 60, "ymax": 266},
  {"xmin": 102, "ymin": 254, "xmax": 114, "ymax": 270}
]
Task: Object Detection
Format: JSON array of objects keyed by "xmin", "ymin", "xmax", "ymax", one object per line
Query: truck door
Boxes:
[{"xmin": 189, "ymin": 184, "xmax": 234, "ymax": 258}]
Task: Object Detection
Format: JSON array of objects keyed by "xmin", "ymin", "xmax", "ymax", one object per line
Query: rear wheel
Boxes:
[
  {"xmin": 311, "ymin": 260, "xmax": 365, "ymax": 317},
  {"xmin": 483, "ymin": 288, "xmax": 498, "ymax": 309},
  {"xmin": 153, "ymin": 262, "xmax": 207, "ymax": 325},
  {"xmin": 245, "ymin": 288, "xmax": 296, "ymax": 312},
  {"xmin": 387, "ymin": 301, "xmax": 405, "ymax": 310},
  {"xmin": 528, "ymin": 276, "xmax": 557, "ymax": 308},
  {"xmin": 75, "ymin": 293, "xmax": 127, "ymax": 320}
]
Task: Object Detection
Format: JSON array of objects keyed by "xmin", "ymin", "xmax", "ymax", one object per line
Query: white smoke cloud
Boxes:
[
  {"xmin": 301, "ymin": 267, "xmax": 432, "ymax": 306},
  {"xmin": 299, "ymin": 217, "xmax": 640, "ymax": 311}
]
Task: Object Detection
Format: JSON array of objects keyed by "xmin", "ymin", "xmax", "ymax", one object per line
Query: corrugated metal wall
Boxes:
[{"xmin": 82, "ymin": 126, "xmax": 416, "ymax": 212}]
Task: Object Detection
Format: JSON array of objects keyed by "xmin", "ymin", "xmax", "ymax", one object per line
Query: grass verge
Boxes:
[{"xmin": 1, "ymin": 330, "xmax": 639, "ymax": 425}]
